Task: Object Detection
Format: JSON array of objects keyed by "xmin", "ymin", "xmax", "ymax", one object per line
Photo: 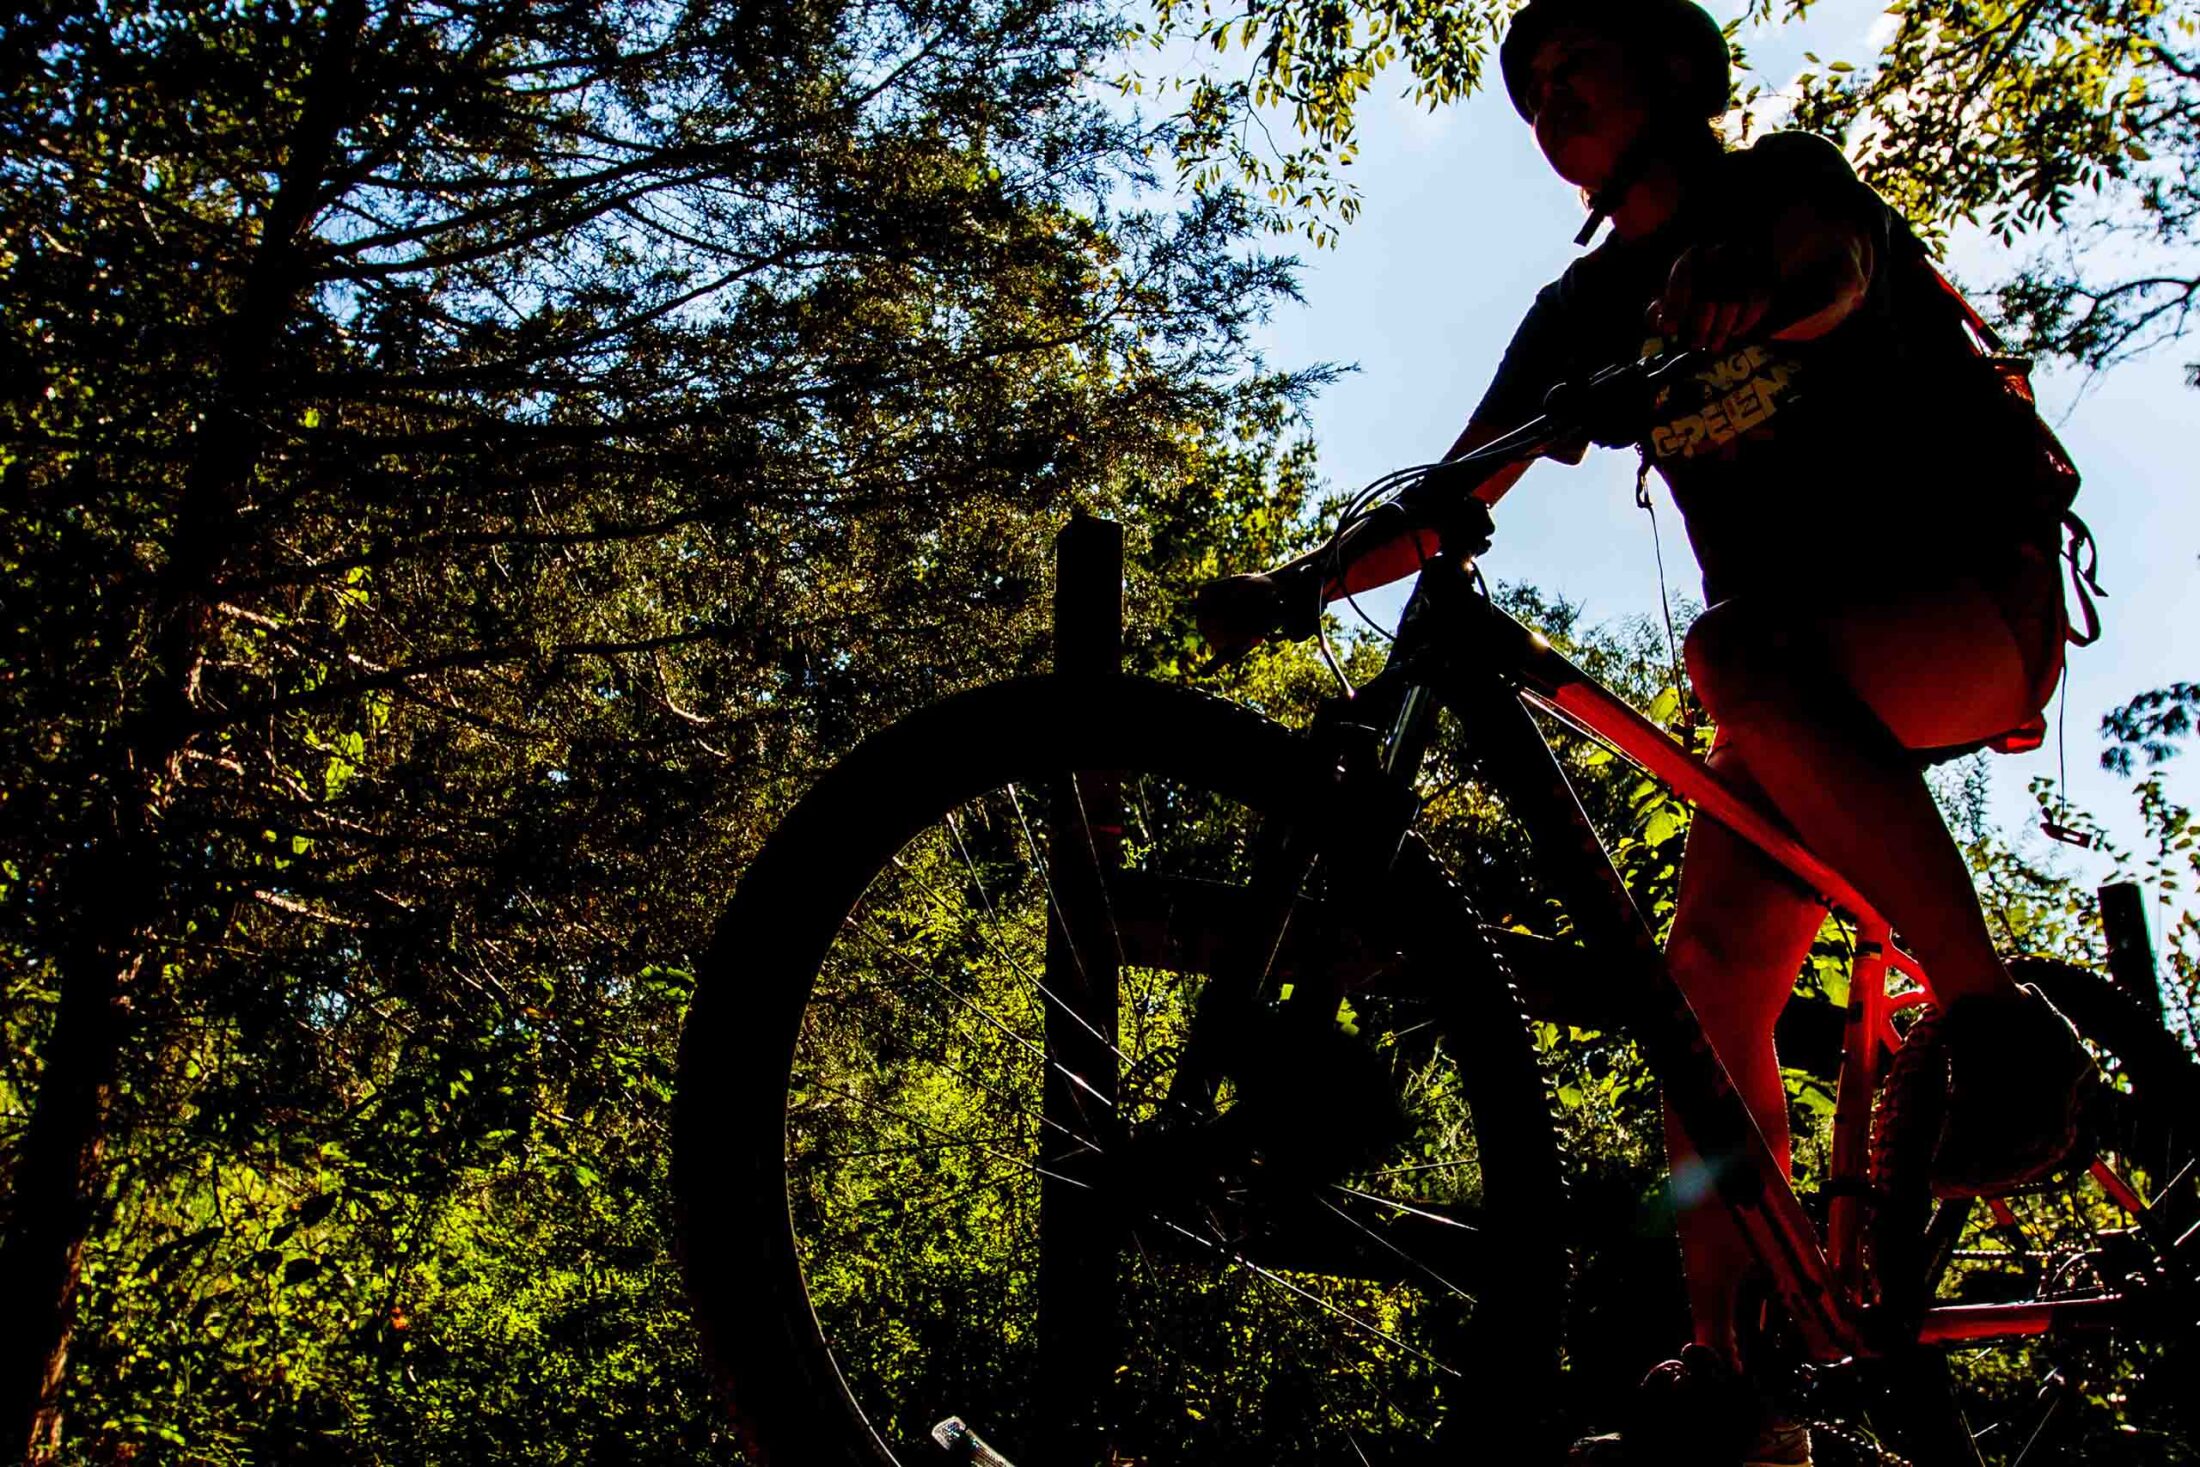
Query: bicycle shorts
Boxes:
[{"xmin": 1692, "ymin": 540, "xmax": 2065, "ymax": 763}]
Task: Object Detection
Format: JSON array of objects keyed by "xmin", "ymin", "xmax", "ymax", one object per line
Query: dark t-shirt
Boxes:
[{"xmin": 1472, "ymin": 131, "xmax": 1993, "ymax": 604}]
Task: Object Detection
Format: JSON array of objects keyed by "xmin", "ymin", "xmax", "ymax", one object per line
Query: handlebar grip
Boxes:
[{"xmin": 1540, "ymin": 357, "xmax": 1677, "ymax": 448}]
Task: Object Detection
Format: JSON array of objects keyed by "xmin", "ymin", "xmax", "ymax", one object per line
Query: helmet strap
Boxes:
[
  {"xmin": 1570, "ymin": 115, "xmax": 1715, "ymax": 247},
  {"xmin": 1573, "ymin": 196, "xmax": 1616, "ymax": 248},
  {"xmin": 1573, "ymin": 127, "xmax": 1658, "ymax": 246}
]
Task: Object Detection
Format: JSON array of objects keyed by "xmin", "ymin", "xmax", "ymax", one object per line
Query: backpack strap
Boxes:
[
  {"xmin": 1921, "ymin": 258, "xmax": 2101, "ymax": 641},
  {"xmin": 1921, "ymin": 260, "xmax": 2010, "ymax": 354}
]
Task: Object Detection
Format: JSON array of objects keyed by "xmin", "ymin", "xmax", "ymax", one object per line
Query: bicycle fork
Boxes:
[{"xmin": 1161, "ymin": 692, "xmax": 1428, "ymax": 1115}]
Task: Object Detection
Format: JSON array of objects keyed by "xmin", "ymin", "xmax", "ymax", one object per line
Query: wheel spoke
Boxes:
[
  {"xmin": 793, "ymin": 1134, "xmax": 1036, "ymax": 1167},
  {"xmin": 837, "ymin": 911, "xmax": 1118, "ymax": 1116},
  {"xmin": 795, "ymin": 1075, "xmax": 1097, "ymax": 1192},
  {"xmin": 1066, "ymin": 773, "xmax": 1132, "ymax": 972},
  {"xmin": 1302, "ymin": 1196, "xmax": 1478, "ymax": 1310},
  {"xmin": 1884, "ymin": 969, "xmax": 2200, "ymax": 1465},
  {"xmin": 1154, "ymin": 1215, "xmax": 1462, "ymax": 1377},
  {"xmin": 1002, "ymin": 782, "xmax": 1140, "ymax": 1089},
  {"xmin": 887, "ymin": 818, "xmax": 1151, "ymax": 1101},
  {"xmin": 804, "ymin": 946, "xmax": 1108, "ymax": 1156}
]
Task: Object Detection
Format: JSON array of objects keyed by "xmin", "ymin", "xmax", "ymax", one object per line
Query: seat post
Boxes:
[{"xmin": 1829, "ymin": 919, "xmax": 1893, "ymax": 1300}]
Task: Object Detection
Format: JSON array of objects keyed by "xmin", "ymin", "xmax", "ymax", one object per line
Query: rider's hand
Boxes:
[
  {"xmin": 1649, "ymin": 239, "xmax": 1775, "ymax": 352},
  {"xmin": 1194, "ymin": 567, "xmax": 1321, "ymax": 660}
]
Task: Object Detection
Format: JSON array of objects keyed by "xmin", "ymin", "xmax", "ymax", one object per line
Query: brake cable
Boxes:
[
  {"xmin": 1634, "ymin": 448, "xmax": 1695, "ymax": 739},
  {"xmin": 1302, "ymin": 348, "xmax": 1700, "ymax": 695}
]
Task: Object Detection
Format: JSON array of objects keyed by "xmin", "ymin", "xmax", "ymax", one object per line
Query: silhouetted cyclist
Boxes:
[{"xmin": 1198, "ymin": 1, "xmax": 2092, "ymax": 1460}]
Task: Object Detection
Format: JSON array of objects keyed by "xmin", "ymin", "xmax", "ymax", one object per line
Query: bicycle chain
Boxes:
[{"xmin": 1804, "ymin": 1415, "xmax": 1916, "ymax": 1467}]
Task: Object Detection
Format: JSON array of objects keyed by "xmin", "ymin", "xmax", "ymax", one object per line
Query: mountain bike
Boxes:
[{"xmin": 673, "ymin": 349, "xmax": 2200, "ymax": 1466}]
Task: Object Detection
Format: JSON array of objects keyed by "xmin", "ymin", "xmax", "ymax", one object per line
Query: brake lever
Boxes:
[{"xmin": 1539, "ymin": 348, "xmax": 1704, "ymax": 448}]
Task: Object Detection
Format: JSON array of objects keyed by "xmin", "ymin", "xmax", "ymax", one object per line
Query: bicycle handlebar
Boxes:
[
  {"xmin": 1270, "ymin": 346, "xmax": 1709, "ymax": 629},
  {"xmin": 1200, "ymin": 347, "xmax": 1712, "ymax": 663},
  {"xmin": 1386, "ymin": 346, "xmax": 1707, "ymax": 527}
]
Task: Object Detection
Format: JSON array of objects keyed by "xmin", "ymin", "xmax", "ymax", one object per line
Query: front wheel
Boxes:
[{"xmin": 674, "ymin": 675, "xmax": 1569, "ymax": 1466}]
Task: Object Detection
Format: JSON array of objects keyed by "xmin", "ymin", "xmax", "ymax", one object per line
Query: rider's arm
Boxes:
[
  {"xmin": 1193, "ymin": 428, "xmax": 1533, "ymax": 658},
  {"xmin": 1764, "ymin": 198, "xmax": 1875, "ymax": 342},
  {"xmin": 1195, "ymin": 280, "xmax": 1579, "ymax": 659},
  {"xmin": 1301, "ymin": 424, "xmax": 1531, "ymax": 599},
  {"xmin": 1655, "ymin": 131, "xmax": 1885, "ymax": 352}
]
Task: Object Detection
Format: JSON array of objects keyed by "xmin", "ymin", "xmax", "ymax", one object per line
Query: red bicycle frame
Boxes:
[{"xmin": 1375, "ymin": 554, "xmax": 2146, "ymax": 1361}]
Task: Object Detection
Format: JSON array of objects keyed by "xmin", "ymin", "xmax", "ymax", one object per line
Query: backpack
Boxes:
[
  {"xmin": 1905, "ymin": 249, "xmax": 2103, "ymax": 646},
  {"xmin": 1893, "ymin": 245, "xmax": 2105, "ymax": 755}
]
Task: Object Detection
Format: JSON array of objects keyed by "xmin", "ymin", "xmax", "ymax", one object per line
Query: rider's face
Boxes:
[{"xmin": 1526, "ymin": 26, "xmax": 1653, "ymax": 193}]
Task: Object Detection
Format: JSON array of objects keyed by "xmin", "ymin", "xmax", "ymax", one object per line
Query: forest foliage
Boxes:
[
  {"xmin": 0, "ymin": 0, "xmax": 1317, "ymax": 1454},
  {"xmin": 1137, "ymin": 0, "xmax": 2200, "ymax": 374},
  {"xmin": 0, "ymin": 0, "xmax": 2192, "ymax": 1459}
]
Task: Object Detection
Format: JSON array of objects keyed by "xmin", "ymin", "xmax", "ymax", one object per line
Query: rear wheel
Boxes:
[
  {"xmin": 1848, "ymin": 959, "xmax": 2200, "ymax": 1465},
  {"xmin": 675, "ymin": 675, "xmax": 1570, "ymax": 1466}
]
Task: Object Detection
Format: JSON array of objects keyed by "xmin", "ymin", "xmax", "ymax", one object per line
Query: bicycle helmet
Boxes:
[{"xmin": 1500, "ymin": 0, "xmax": 1732, "ymax": 123}]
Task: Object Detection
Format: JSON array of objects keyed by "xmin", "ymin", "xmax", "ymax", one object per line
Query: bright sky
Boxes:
[{"xmin": 1243, "ymin": 0, "xmax": 2196, "ymax": 947}]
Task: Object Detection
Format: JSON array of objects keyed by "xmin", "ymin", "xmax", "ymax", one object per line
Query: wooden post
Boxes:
[
  {"xmin": 1037, "ymin": 513, "xmax": 1122, "ymax": 1464},
  {"xmin": 1052, "ymin": 511, "xmax": 1123, "ymax": 679},
  {"xmin": 2099, "ymin": 880, "xmax": 2164, "ymax": 1029}
]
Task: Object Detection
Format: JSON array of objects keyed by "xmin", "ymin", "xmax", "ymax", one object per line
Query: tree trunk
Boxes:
[
  {"xmin": 0, "ymin": 0, "xmax": 367, "ymax": 1449},
  {"xmin": 0, "ymin": 877, "xmax": 142, "ymax": 1458}
]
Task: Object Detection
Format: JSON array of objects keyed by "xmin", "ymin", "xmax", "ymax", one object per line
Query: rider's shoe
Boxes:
[
  {"xmin": 1563, "ymin": 1344, "xmax": 1810, "ymax": 1465},
  {"xmin": 1880, "ymin": 980, "xmax": 2092, "ymax": 1199}
]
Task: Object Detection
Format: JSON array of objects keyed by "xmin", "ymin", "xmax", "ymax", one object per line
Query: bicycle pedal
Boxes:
[{"xmin": 931, "ymin": 1417, "xmax": 1020, "ymax": 1466}]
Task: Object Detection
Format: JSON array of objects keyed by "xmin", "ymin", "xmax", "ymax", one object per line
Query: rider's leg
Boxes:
[
  {"xmin": 1666, "ymin": 561, "xmax": 2059, "ymax": 1360},
  {"xmin": 1663, "ymin": 741, "xmax": 1827, "ymax": 1363},
  {"xmin": 1680, "ymin": 566, "xmax": 2054, "ymax": 1007}
]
